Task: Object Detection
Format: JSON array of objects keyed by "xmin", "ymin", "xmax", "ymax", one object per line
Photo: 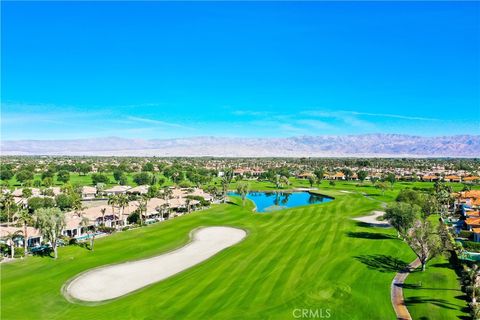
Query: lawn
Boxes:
[
  {"xmin": 0, "ymin": 189, "xmax": 468, "ymax": 319},
  {"xmin": 403, "ymin": 255, "xmax": 468, "ymax": 320}
]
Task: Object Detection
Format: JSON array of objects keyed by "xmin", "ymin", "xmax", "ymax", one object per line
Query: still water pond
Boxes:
[{"xmin": 228, "ymin": 191, "xmax": 333, "ymax": 212}]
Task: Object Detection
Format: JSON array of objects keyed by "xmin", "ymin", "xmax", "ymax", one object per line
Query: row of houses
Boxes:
[
  {"xmin": 455, "ymin": 190, "xmax": 480, "ymax": 242},
  {"xmin": 296, "ymin": 171, "xmax": 480, "ymax": 182},
  {"xmin": 1, "ymin": 187, "xmax": 214, "ymax": 253}
]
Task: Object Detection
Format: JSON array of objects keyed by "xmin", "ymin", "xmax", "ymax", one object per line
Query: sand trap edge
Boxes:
[{"xmin": 61, "ymin": 225, "xmax": 249, "ymax": 306}]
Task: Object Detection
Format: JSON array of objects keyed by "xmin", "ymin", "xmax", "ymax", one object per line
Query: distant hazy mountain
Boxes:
[{"xmin": 1, "ymin": 134, "xmax": 479, "ymax": 157}]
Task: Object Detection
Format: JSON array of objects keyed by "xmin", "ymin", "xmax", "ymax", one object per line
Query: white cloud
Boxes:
[
  {"xmin": 126, "ymin": 116, "xmax": 191, "ymax": 129},
  {"xmin": 296, "ymin": 119, "xmax": 334, "ymax": 130},
  {"xmin": 349, "ymin": 111, "xmax": 440, "ymax": 121}
]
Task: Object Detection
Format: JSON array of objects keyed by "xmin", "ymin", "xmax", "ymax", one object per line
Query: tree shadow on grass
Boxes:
[
  {"xmin": 401, "ymin": 283, "xmax": 460, "ymax": 292},
  {"xmin": 354, "ymin": 254, "xmax": 409, "ymax": 273},
  {"xmin": 405, "ymin": 296, "xmax": 461, "ymax": 311},
  {"xmin": 31, "ymin": 248, "xmax": 53, "ymax": 258},
  {"xmin": 346, "ymin": 231, "xmax": 395, "ymax": 240},
  {"xmin": 353, "ymin": 221, "xmax": 373, "ymax": 228},
  {"xmin": 429, "ymin": 262, "xmax": 452, "ymax": 269}
]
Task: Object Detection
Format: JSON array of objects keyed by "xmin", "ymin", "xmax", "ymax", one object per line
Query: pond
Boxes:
[{"xmin": 227, "ymin": 191, "xmax": 333, "ymax": 212}]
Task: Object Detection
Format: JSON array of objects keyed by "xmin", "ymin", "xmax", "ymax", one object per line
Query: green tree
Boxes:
[
  {"xmin": 113, "ymin": 169, "xmax": 124, "ymax": 183},
  {"xmin": 27, "ymin": 197, "xmax": 55, "ymax": 212},
  {"xmin": 116, "ymin": 194, "xmax": 129, "ymax": 228},
  {"xmin": 236, "ymin": 182, "xmax": 250, "ymax": 207},
  {"xmin": 77, "ymin": 163, "xmax": 91, "ymax": 176},
  {"xmin": 357, "ymin": 171, "xmax": 368, "ymax": 183},
  {"xmin": 133, "ymin": 172, "xmax": 151, "ymax": 185},
  {"xmin": 221, "ymin": 177, "xmax": 230, "ymax": 203},
  {"xmin": 396, "ymin": 189, "xmax": 422, "ymax": 206},
  {"xmin": 15, "ymin": 209, "xmax": 33, "ymax": 256},
  {"xmin": 1, "ymin": 193, "xmax": 16, "ymax": 223},
  {"xmin": 4, "ymin": 230, "xmax": 22, "ymax": 258},
  {"xmin": 314, "ymin": 168, "xmax": 324, "ymax": 184},
  {"xmin": 16, "ymin": 170, "xmax": 34, "ymax": 185},
  {"xmin": 80, "ymin": 215, "xmax": 97, "ymax": 251},
  {"xmin": 142, "ymin": 162, "xmax": 155, "ymax": 172},
  {"xmin": 137, "ymin": 195, "xmax": 148, "ymax": 225},
  {"xmin": 34, "ymin": 207, "xmax": 66, "ymax": 259},
  {"xmin": 55, "ymin": 194, "xmax": 74, "ymax": 211},
  {"xmin": 384, "ymin": 202, "xmax": 418, "ymax": 238},
  {"xmin": 376, "ymin": 181, "xmax": 389, "ymax": 195},
  {"xmin": 41, "ymin": 169, "xmax": 55, "ymax": 180},
  {"xmin": 42, "ymin": 177, "xmax": 53, "ymax": 187},
  {"xmin": 385, "ymin": 173, "xmax": 397, "ymax": 187},
  {"xmin": 56, "ymin": 170, "xmax": 70, "ymax": 184},
  {"xmin": 91, "ymin": 173, "xmax": 109, "ymax": 185},
  {"xmin": 341, "ymin": 168, "xmax": 353, "ymax": 180},
  {"xmin": 0, "ymin": 169, "xmax": 14, "ymax": 181},
  {"xmin": 406, "ymin": 219, "xmax": 441, "ymax": 271},
  {"xmin": 107, "ymin": 195, "xmax": 118, "ymax": 227},
  {"xmin": 22, "ymin": 188, "xmax": 33, "ymax": 198},
  {"xmin": 308, "ymin": 176, "xmax": 315, "ymax": 188}
]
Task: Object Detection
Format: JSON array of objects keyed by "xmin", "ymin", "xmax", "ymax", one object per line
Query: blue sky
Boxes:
[{"xmin": 2, "ymin": 1, "xmax": 479, "ymax": 140}]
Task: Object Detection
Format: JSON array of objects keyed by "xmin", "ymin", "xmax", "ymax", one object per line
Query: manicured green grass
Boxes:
[
  {"xmin": 0, "ymin": 188, "xmax": 467, "ymax": 319},
  {"xmin": 403, "ymin": 255, "xmax": 467, "ymax": 320}
]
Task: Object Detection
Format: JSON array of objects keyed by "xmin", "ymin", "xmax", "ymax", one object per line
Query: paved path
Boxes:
[{"xmin": 391, "ymin": 258, "xmax": 421, "ymax": 320}]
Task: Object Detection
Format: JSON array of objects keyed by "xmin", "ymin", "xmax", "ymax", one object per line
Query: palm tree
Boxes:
[
  {"xmin": 80, "ymin": 215, "xmax": 96, "ymax": 251},
  {"xmin": 221, "ymin": 178, "xmax": 229, "ymax": 203},
  {"xmin": 138, "ymin": 196, "xmax": 148, "ymax": 225},
  {"xmin": 72, "ymin": 195, "xmax": 84, "ymax": 218},
  {"xmin": 100, "ymin": 207, "xmax": 106, "ymax": 226},
  {"xmin": 15, "ymin": 209, "xmax": 33, "ymax": 256},
  {"xmin": 463, "ymin": 264, "xmax": 480, "ymax": 303},
  {"xmin": 4, "ymin": 230, "xmax": 23, "ymax": 258},
  {"xmin": 281, "ymin": 176, "xmax": 290, "ymax": 188},
  {"xmin": 107, "ymin": 194, "xmax": 118, "ymax": 228},
  {"xmin": 236, "ymin": 182, "xmax": 250, "ymax": 207},
  {"xmin": 158, "ymin": 203, "xmax": 170, "ymax": 220},
  {"xmin": 1, "ymin": 193, "xmax": 15, "ymax": 224},
  {"xmin": 162, "ymin": 187, "xmax": 173, "ymax": 203},
  {"xmin": 116, "ymin": 194, "xmax": 130, "ymax": 228}
]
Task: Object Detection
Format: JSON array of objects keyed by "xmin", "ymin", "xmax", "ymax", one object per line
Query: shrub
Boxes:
[
  {"xmin": 461, "ymin": 241, "xmax": 480, "ymax": 252},
  {"xmin": 186, "ymin": 195, "xmax": 209, "ymax": 207},
  {"xmin": 127, "ymin": 211, "xmax": 139, "ymax": 224},
  {"xmin": 122, "ymin": 226, "xmax": 131, "ymax": 231},
  {"xmin": 68, "ymin": 238, "xmax": 78, "ymax": 245},
  {"xmin": 459, "ymin": 230, "xmax": 474, "ymax": 240},
  {"xmin": 13, "ymin": 247, "xmax": 25, "ymax": 258},
  {"xmin": 0, "ymin": 243, "xmax": 9, "ymax": 255},
  {"xmin": 178, "ymin": 180, "xmax": 192, "ymax": 188},
  {"xmin": 98, "ymin": 226, "xmax": 115, "ymax": 234}
]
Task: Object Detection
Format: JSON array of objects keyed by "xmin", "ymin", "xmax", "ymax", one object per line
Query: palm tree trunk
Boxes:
[
  {"xmin": 10, "ymin": 244, "xmax": 14, "ymax": 258},
  {"xmin": 23, "ymin": 222, "xmax": 28, "ymax": 256}
]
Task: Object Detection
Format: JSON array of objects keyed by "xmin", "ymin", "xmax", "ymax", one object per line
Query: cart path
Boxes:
[{"xmin": 391, "ymin": 258, "xmax": 421, "ymax": 320}]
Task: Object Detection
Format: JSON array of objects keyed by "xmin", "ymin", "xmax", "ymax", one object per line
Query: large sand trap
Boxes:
[
  {"xmin": 353, "ymin": 211, "xmax": 391, "ymax": 228},
  {"xmin": 65, "ymin": 226, "xmax": 247, "ymax": 303}
]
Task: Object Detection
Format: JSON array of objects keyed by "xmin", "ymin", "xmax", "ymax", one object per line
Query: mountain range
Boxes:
[{"xmin": 1, "ymin": 134, "xmax": 479, "ymax": 157}]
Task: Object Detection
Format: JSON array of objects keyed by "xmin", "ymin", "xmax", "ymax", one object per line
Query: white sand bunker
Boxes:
[
  {"xmin": 353, "ymin": 211, "xmax": 391, "ymax": 228},
  {"xmin": 65, "ymin": 226, "xmax": 246, "ymax": 303}
]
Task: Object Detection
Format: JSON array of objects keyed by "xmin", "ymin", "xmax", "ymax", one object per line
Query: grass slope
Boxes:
[{"xmin": 0, "ymin": 191, "xmax": 466, "ymax": 319}]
